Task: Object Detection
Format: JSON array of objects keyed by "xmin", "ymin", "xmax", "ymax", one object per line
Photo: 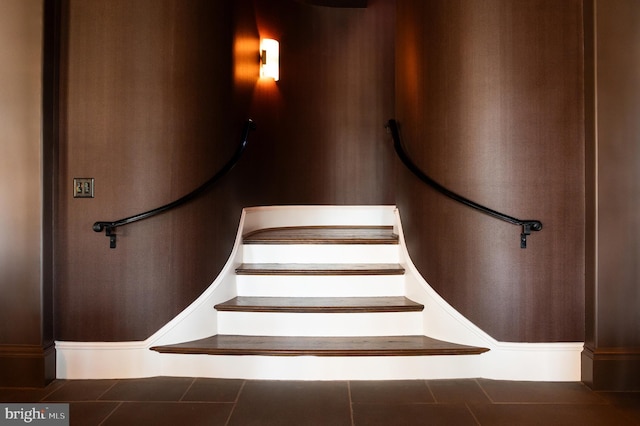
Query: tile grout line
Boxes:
[
  {"xmin": 178, "ymin": 377, "xmax": 197, "ymax": 401},
  {"xmin": 347, "ymin": 381, "xmax": 355, "ymax": 426},
  {"xmin": 474, "ymin": 378, "xmax": 496, "ymax": 404},
  {"xmin": 424, "ymin": 379, "xmax": 438, "ymax": 403},
  {"xmin": 464, "ymin": 402, "xmax": 482, "ymax": 426},
  {"xmin": 96, "ymin": 379, "xmax": 120, "ymax": 401},
  {"xmin": 224, "ymin": 380, "xmax": 247, "ymax": 426},
  {"xmin": 38, "ymin": 380, "xmax": 67, "ymax": 401},
  {"xmin": 97, "ymin": 401, "xmax": 123, "ymax": 426}
]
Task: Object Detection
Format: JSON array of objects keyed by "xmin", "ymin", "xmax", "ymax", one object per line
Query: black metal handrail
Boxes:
[
  {"xmin": 385, "ymin": 119, "xmax": 542, "ymax": 248},
  {"xmin": 93, "ymin": 119, "xmax": 256, "ymax": 248}
]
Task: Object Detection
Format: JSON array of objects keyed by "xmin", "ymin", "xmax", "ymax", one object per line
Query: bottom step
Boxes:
[{"xmin": 150, "ymin": 335, "xmax": 489, "ymax": 357}]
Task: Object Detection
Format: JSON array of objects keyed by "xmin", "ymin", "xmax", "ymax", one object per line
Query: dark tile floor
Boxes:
[{"xmin": 1, "ymin": 377, "xmax": 639, "ymax": 425}]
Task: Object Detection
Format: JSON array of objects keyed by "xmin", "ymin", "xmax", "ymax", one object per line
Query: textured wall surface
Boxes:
[
  {"xmin": 0, "ymin": 0, "xmax": 46, "ymax": 347},
  {"xmin": 395, "ymin": 0, "xmax": 585, "ymax": 342},
  {"xmin": 238, "ymin": 0, "xmax": 396, "ymax": 206},
  {"xmin": 0, "ymin": 0, "xmax": 57, "ymax": 386},
  {"xmin": 56, "ymin": 0, "xmax": 241, "ymax": 341},
  {"xmin": 582, "ymin": 0, "xmax": 640, "ymax": 390},
  {"xmin": 55, "ymin": 0, "xmax": 396, "ymax": 341},
  {"xmin": 589, "ymin": 0, "xmax": 640, "ymax": 350},
  {"xmin": 56, "ymin": 0, "xmax": 587, "ymax": 344}
]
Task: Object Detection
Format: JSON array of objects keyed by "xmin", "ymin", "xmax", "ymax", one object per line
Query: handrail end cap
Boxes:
[{"xmin": 526, "ymin": 221, "xmax": 543, "ymax": 231}]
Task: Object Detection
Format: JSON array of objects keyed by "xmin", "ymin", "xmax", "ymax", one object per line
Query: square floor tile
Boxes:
[
  {"xmin": 350, "ymin": 380, "xmax": 434, "ymax": 404},
  {"xmin": 427, "ymin": 379, "xmax": 490, "ymax": 403},
  {"xmin": 181, "ymin": 378, "xmax": 243, "ymax": 402},
  {"xmin": 43, "ymin": 379, "xmax": 118, "ymax": 401},
  {"xmin": 469, "ymin": 403, "xmax": 638, "ymax": 426},
  {"xmin": 0, "ymin": 380, "xmax": 65, "ymax": 402},
  {"xmin": 228, "ymin": 380, "xmax": 351, "ymax": 426},
  {"xmin": 69, "ymin": 401, "xmax": 120, "ymax": 426},
  {"xmin": 598, "ymin": 392, "xmax": 640, "ymax": 424},
  {"xmin": 352, "ymin": 403, "xmax": 477, "ymax": 426},
  {"xmin": 101, "ymin": 402, "xmax": 232, "ymax": 426},
  {"xmin": 478, "ymin": 379, "xmax": 605, "ymax": 404},
  {"xmin": 99, "ymin": 377, "xmax": 194, "ymax": 402}
]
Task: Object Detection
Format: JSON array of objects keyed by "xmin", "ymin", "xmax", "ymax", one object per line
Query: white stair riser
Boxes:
[
  {"xmin": 236, "ymin": 275, "xmax": 405, "ymax": 297},
  {"xmin": 154, "ymin": 354, "xmax": 487, "ymax": 380},
  {"xmin": 56, "ymin": 206, "xmax": 585, "ymax": 383},
  {"xmin": 217, "ymin": 312, "xmax": 423, "ymax": 336},
  {"xmin": 241, "ymin": 206, "xmax": 397, "ymax": 235},
  {"xmin": 242, "ymin": 244, "xmax": 399, "ymax": 264}
]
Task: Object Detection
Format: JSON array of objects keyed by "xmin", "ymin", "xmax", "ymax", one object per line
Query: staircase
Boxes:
[
  {"xmin": 57, "ymin": 206, "xmax": 583, "ymax": 381},
  {"xmin": 150, "ymin": 224, "xmax": 488, "ymax": 362}
]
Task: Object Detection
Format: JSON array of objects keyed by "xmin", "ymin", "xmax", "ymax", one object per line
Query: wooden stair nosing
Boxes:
[
  {"xmin": 235, "ymin": 263, "xmax": 405, "ymax": 276},
  {"xmin": 214, "ymin": 296, "xmax": 424, "ymax": 313},
  {"xmin": 150, "ymin": 335, "xmax": 490, "ymax": 357},
  {"xmin": 242, "ymin": 226, "xmax": 399, "ymax": 245}
]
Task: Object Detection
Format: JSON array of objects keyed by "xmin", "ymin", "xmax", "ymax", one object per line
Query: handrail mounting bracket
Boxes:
[
  {"xmin": 106, "ymin": 227, "xmax": 117, "ymax": 249},
  {"xmin": 520, "ymin": 221, "xmax": 542, "ymax": 249}
]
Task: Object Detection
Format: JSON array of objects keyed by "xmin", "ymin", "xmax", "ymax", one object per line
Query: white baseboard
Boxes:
[
  {"xmin": 55, "ymin": 340, "xmax": 582, "ymax": 381},
  {"xmin": 56, "ymin": 205, "xmax": 583, "ymax": 381}
]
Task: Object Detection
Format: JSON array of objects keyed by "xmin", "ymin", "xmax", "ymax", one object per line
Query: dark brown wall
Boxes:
[
  {"xmin": 239, "ymin": 0, "xmax": 396, "ymax": 206},
  {"xmin": 56, "ymin": 0, "xmax": 591, "ymax": 347},
  {"xmin": 0, "ymin": 0, "xmax": 55, "ymax": 387},
  {"xmin": 55, "ymin": 0, "xmax": 396, "ymax": 341},
  {"xmin": 591, "ymin": 0, "xmax": 640, "ymax": 350},
  {"xmin": 395, "ymin": 0, "xmax": 585, "ymax": 342},
  {"xmin": 583, "ymin": 0, "xmax": 640, "ymax": 390},
  {"xmin": 56, "ymin": 0, "xmax": 242, "ymax": 341}
]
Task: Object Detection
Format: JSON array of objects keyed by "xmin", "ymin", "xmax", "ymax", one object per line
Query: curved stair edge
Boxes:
[{"xmin": 55, "ymin": 205, "xmax": 583, "ymax": 381}]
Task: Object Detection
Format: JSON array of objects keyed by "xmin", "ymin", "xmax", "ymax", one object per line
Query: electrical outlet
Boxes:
[{"xmin": 73, "ymin": 178, "xmax": 94, "ymax": 198}]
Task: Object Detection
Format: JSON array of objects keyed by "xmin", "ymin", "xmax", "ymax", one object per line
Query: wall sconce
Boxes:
[{"xmin": 260, "ymin": 38, "xmax": 279, "ymax": 81}]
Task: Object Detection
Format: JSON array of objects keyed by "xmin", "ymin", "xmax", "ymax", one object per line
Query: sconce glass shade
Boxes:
[{"xmin": 260, "ymin": 38, "xmax": 279, "ymax": 81}]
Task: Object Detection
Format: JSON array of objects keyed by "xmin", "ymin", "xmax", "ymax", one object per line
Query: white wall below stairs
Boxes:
[{"xmin": 55, "ymin": 206, "xmax": 583, "ymax": 381}]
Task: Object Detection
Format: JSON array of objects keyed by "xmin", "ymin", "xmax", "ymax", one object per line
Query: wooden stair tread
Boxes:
[
  {"xmin": 215, "ymin": 296, "xmax": 424, "ymax": 313},
  {"xmin": 243, "ymin": 226, "xmax": 399, "ymax": 245},
  {"xmin": 150, "ymin": 335, "xmax": 490, "ymax": 357},
  {"xmin": 236, "ymin": 263, "xmax": 405, "ymax": 275}
]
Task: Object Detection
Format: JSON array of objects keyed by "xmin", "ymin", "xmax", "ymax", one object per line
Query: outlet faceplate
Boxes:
[{"xmin": 73, "ymin": 178, "xmax": 94, "ymax": 198}]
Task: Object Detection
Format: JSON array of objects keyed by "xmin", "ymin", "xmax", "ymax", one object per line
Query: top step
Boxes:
[{"xmin": 243, "ymin": 226, "xmax": 399, "ymax": 245}]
